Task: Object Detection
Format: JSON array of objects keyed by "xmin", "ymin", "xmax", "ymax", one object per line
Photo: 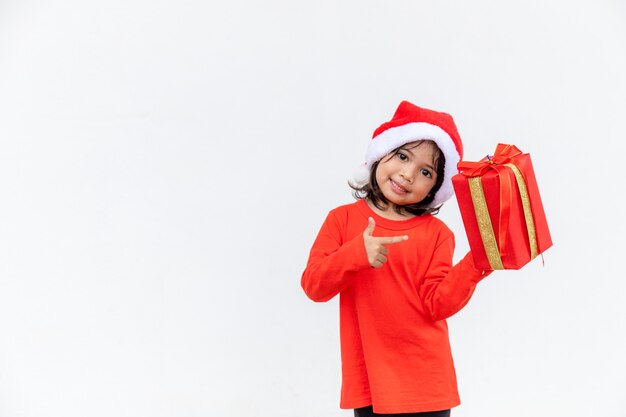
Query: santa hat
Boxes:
[{"xmin": 353, "ymin": 100, "xmax": 464, "ymax": 208}]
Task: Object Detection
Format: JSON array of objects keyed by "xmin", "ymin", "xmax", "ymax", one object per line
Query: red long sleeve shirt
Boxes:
[{"xmin": 301, "ymin": 200, "xmax": 490, "ymax": 413}]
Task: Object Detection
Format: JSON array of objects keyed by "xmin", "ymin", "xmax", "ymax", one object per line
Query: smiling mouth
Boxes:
[{"xmin": 390, "ymin": 179, "xmax": 408, "ymax": 194}]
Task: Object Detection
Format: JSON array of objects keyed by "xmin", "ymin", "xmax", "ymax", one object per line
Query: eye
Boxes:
[
  {"xmin": 421, "ymin": 168, "xmax": 433, "ymax": 178},
  {"xmin": 396, "ymin": 151, "xmax": 408, "ymax": 161}
]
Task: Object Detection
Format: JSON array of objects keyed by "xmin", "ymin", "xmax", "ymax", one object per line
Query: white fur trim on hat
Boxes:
[{"xmin": 352, "ymin": 163, "xmax": 370, "ymax": 187}]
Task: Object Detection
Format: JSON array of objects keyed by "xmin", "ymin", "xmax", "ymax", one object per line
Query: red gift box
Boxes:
[{"xmin": 452, "ymin": 144, "xmax": 553, "ymax": 270}]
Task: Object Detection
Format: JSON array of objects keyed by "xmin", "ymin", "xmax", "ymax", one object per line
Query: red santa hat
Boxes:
[{"xmin": 353, "ymin": 100, "xmax": 464, "ymax": 208}]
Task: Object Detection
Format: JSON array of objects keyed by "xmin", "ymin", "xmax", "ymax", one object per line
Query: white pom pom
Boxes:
[{"xmin": 351, "ymin": 164, "xmax": 370, "ymax": 187}]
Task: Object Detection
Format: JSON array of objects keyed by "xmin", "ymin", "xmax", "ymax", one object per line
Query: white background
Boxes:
[{"xmin": 1, "ymin": 1, "xmax": 625, "ymax": 416}]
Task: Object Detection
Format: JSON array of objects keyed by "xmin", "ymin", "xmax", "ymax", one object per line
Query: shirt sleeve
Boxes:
[
  {"xmin": 301, "ymin": 211, "xmax": 371, "ymax": 302},
  {"xmin": 419, "ymin": 235, "xmax": 492, "ymax": 321}
]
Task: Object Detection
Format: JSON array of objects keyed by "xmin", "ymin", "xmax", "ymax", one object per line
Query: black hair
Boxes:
[{"xmin": 349, "ymin": 140, "xmax": 446, "ymax": 216}]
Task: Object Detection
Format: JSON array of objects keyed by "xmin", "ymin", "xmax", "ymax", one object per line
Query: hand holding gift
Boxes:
[{"xmin": 452, "ymin": 144, "xmax": 553, "ymax": 270}]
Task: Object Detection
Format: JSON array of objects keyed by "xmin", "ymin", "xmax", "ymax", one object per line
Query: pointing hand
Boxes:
[{"xmin": 363, "ymin": 217, "xmax": 408, "ymax": 268}]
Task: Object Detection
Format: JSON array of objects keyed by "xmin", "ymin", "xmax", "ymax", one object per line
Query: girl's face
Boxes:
[{"xmin": 374, "ymin": 141, "xmax": 439, "ymax": 210}]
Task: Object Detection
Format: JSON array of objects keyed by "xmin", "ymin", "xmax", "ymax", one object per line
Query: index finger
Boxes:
[{"xmin": 377, "ymin": 235, "xmax": 409, "ymax": 245}]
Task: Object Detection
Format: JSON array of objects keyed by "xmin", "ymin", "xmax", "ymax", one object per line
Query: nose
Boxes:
[{"xmin": 400, "ymin": 168, "xmax": 414, "ymax": 183}]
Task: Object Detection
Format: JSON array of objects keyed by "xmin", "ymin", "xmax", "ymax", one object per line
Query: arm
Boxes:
[
  {"xmin": 419, "ymin": 236, "xmax": 492, "ymax": 321},
  {"xmin": 301, "ymin": 212, "xmax": 371, "ymax": 302}
]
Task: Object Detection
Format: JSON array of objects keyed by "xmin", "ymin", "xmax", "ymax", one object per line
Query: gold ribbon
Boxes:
[
  {"xmin": 505, "ymin": 163, "xmax": 539, "ymax": 261},
  {"xmin": 468, "ymin": 177, "xmax": 504, "ymax": 270},
  {"xmin": 467, "ymin": 163, "xmax": 539, "ymax": 270}
]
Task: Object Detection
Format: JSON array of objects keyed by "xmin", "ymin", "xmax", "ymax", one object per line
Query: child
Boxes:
[{"xmin": 301, "ymin": 101, "xmax": 492, "ymax": 416}]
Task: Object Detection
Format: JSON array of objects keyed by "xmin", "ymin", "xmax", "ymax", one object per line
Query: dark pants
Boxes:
[{"xmin": 354, "ymin": 405, "xmax": 451, "ymax": 417}]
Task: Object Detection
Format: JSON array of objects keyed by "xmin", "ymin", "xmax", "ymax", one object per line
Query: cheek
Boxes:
[
  {"xmin": 425, "ymin": 181, "xmax": 439, "ymax": 196},
  {"xmin": 374, "ymin": 165, "xmax": 387, "ymax": 183}
]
